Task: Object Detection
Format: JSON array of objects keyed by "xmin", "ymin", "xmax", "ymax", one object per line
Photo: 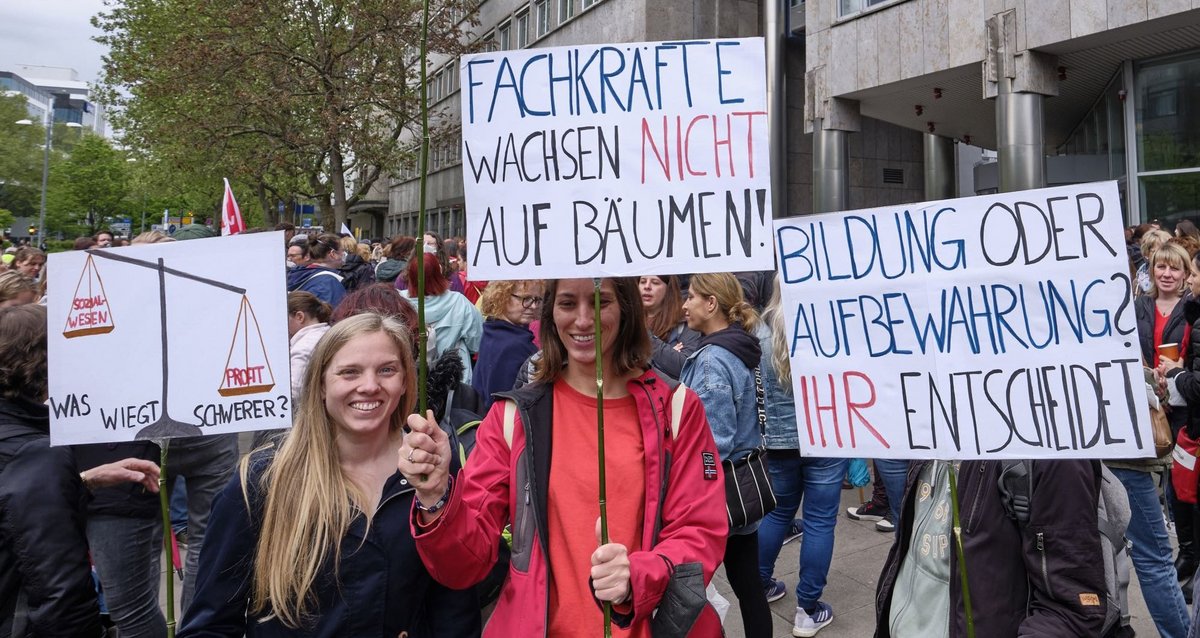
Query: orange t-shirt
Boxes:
[{"xmin": 546, "ymin": 381, "xmax": 648, "ymax": 638}]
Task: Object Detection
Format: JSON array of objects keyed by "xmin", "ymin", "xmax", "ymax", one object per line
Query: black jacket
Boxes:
[
  {"xmin": 875, "ymin": 459, "xmax": 1106, "ymax": 638},
  {"xmin": 1135, "ymin": 294, "xmax": 1189, "ymax": 366},
  {"xmin": 0, "ymin": 398, "xmax": 102, "ymax": 638},
  {"xmin": 1163, "ymin": 299, "xmax": 1200, "ymax": 438},
  {"xmin": 179, "ymin": 453, "xmax": 480, "ymax": 638}
]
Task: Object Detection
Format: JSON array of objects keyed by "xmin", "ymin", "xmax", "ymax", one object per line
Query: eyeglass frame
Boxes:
[{"xmin": 510, "ymin": 294, "xmax": 543, "ymax": 309}]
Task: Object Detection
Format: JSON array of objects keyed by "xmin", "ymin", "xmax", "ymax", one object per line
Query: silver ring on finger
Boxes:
[{"xmin": 406, "ymin": 449, "xmax": 415, "ymax": 463}]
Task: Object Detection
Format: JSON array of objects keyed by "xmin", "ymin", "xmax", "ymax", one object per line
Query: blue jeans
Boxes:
[
  {"xmin": 169, "ymin": 477, "xmax": 187, "ymax": 533},
  {"xmin": 87, "ymin": 515, "xmax": 166, "ymax": 638},
  {"xmin": 1111, "ymin": 468, "xmax": 1190, "ymax": 638},
  {"xmin": 873, "ymin": 458, "xmax": 910, "ymax": 525},
  {"xmin": 758, "ymin": 451, "xmax": 847, "ymax": 609}
]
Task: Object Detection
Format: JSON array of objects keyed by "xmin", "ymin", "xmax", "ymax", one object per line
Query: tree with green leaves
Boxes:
[
  {"xmin": 95, "ymin": 0, "xmax": 472, "ymax": 230},
  {"xmin": 0, "ymin": 94, "xmax": 47, "ymax": 220},
  {"xmin": 45, "ymin": 133, "xmax": 131, "ymax": 237}
]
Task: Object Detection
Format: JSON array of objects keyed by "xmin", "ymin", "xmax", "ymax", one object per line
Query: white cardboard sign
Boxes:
[
  {"xmin": 461, "ymin": 37, "xmax": 774, "ymax": 280},
  {"xmin": 47, "ymin": 232, "xmax": 292, "ymax": 445},
  {"xmin": 774, "ymin": 181, "xmax": 1152, "ymax": 460}
]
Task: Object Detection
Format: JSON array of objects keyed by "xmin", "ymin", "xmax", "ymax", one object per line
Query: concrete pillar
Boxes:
[
  {"xmin": 763, "ymin": 0, "xmax": 786, "ymax": 218},
  {"xmin": 813, "ymin": 120, "xmax": 849, "ymax": 213},
  {"xmin": 923, "ymin": 133, "xmax": 956, "ymax": 200},
  {"xmin": 995, "ymin": 77, "xmax": 1046, "ymax": 192}
]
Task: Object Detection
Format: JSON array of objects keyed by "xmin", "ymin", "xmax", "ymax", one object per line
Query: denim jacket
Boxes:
[
  {"xmin": 681, "ymin": 342, "xmax": 761, "ymax": 463},
  {"xmin": 755, "ymin": 324, "xmax": 800, "ymax": 450}
]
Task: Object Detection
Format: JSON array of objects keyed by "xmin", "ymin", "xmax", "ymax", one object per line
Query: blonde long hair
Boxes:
[
  {"xmin": 687, "ymin": 273, "xmax": 761, "ymax": 333},
  {"xmin": 245, "ymin": 313, "xmax": 416, "ymax": 627},
  {"xmin": 761, "ymin": 277, "xmax": 792, "ymax": 390}
]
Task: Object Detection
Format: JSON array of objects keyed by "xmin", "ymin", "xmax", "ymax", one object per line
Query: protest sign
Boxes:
[
  {"xmin": 461, "ymin": 38, "xmax": 774, "ymax": 280},
  {"xmin": 47, "ymin": 232, "xmax": 292, "ymax": 445},
  {"xmin": 774, "ymin": 181, "xmax": 1151, "ymax": 460}
]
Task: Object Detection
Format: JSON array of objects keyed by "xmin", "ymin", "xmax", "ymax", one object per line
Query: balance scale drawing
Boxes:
[{"xmin": 64, "ymin": 249, "xmax": 275, "ymax": 440}]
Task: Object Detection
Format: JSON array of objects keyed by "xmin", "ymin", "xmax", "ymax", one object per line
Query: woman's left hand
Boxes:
[{"xmin": 591, "ymin": 517, "xmax": 632, "ymax": 605}]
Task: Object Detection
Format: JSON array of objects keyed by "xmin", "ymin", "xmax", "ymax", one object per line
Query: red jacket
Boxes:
[{"xmin": 413, "ymin": 370, "xmax": 727, "ymax": 636}]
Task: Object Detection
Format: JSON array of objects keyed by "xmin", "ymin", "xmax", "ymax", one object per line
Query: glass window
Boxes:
[
  {"xmin": 498, "ymin": 22, "xmax": 511, "ymax": 50},
  {"xmin": 1140, "ymin": 172, "xmax": 1200, "ymax": 226},
  {"xmin": 582, "ymin": 0, "xmax": 597, "ymax": 7},
  {"xmin": 559, "ymin": 0, "xmax": 575, "ymax": 23},
  {"xmin": 535, "ymin": 0, "xmax": 549, "ymax": 36},
  {"xmin": 516, "ymin": 11, "xmax": 530, "ymax": 48},
  {"xmin": 1136, "ymin": 52, "xmax": 1200, "ymax": 172}
]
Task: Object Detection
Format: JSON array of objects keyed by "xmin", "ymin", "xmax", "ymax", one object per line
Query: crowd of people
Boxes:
[{"xmin": 2, "ymin": 219, "xmax": 1200, "ymax": 637}]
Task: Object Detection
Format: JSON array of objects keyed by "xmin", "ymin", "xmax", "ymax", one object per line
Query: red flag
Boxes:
[{"xmin": 221, "ymin": 178, "xmax": 246, "ymax": 236}]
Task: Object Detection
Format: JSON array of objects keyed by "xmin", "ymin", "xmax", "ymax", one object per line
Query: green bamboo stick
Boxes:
[
  {"xmin": 159, "ymin": 439, "xmax": 175, "ymax": 638},
  {"xmin": 947, "ymin": 463, "xmax": 975, "ymax": 638},
  {"xmin": 593, "ymin": 278, "xmax": 612, "ymax": 638},
  {"xmin": 415, "ymin": 0, "xmax": 431, "ymax": 418}
]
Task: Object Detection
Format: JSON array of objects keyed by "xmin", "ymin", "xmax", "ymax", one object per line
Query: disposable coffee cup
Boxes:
[{"xmin": 1159, "ymin": 343, "xmax": 1180, "ymax": 360}]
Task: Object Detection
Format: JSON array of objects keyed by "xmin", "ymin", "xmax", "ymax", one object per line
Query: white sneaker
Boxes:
[{"xmin": 793, "ymin": 602, "xmax": 834, "ymax": 637}]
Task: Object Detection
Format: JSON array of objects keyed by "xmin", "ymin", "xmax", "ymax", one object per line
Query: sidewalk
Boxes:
[{"xmin": 714, "ymin": 486, "xmax": 1157, "ymax": 637}]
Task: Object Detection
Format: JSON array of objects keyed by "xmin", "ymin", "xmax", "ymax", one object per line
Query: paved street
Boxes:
[{"xmin": 713, "ymin": 486, "xmax": 1159, "ymax": 638}]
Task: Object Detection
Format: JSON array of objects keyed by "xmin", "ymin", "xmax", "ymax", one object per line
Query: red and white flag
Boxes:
[{"xmin": 221, "ymin": 178, "xmax": 246, "ymax": 236}]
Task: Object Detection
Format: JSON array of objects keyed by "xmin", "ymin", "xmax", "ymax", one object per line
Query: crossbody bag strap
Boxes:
[{"xmin": 753, "ymin": 366, "xmax": 767, "ymax": 442}]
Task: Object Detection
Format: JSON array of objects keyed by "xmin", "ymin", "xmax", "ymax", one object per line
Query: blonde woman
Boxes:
[
  {"xmin": 180, "ymin": 313, "xmax": 479, "ymax": 637},
  {"xmin": 679, "ymin": 272, "xmax": 773, "ymax": 637},
  {"xmin": 470, "ymin": 279, "xmax": 543, "ymax": 409}
]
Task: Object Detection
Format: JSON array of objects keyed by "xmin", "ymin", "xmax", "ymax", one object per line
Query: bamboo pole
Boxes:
[
  {"xmin": 158, "ymin": 439, "xmax": 176, "ymax": 638},
  {"xmin": 415, "ymin": 0, "xmax": 431, "ymax": 418},
  {"xmin": 593, "ymin": 278, "xmax": 612, "ymax": 638},
  {"xmin": 947, "ymin": 463, "xmax": 975, "ymax": 638}
]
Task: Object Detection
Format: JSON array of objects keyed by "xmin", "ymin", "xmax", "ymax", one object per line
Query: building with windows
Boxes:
[
  {"xmin": 0, "ymin": 65, "xmax": 107, "ymax": 136},
  {"xmin": 373, "ymin": 1, "xmax": 1200, "ymax": 242}
]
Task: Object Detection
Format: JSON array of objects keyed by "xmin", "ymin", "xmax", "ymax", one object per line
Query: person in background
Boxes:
[
  {"xmin": 680, "ymin": 272, "xmax": 773, "ymax": 637},
  {"xmin": 0, "ymin": 272, "xmax": 37, "ymax": 308},
  {"xmin": 640, "ymin": 274, "xmax": 700, "ymax": 380},
  {"xmin": 377, "ymin": 236, "xmax": 414, "ymax": 285},
  {"xmin": 400, "ymin": 253, "xmax": 482, "ymax": 384},
  {"xmin": 757, "ymin": 277, "xmax": 845, "ymax": 636},
  {"xmin": 0, "ymin": 304, "xmax": 161, "ymax": 637},
  {"xmin": 401, "ymin": 277, "xmax": 727, "ymax": 636},
  {"xmin": 337, "ymin": 236, "xmax": 375, "ymax": 293},
  {"xmin": 286, "ymin": 292, "xmax": 332, "ymax": 406},
  {"xmin": 1139, "ymin": 229, "xmax": 1173, "ymax": 296},
  {"xmin": 12, "ymin": 247, "xmax": 44, "ymax": 281},
  {"xmin": 471, "ymin": 279, "xmax": 543, "ymax": 409},
  {"xmin": 1136, "ymin": 241, "xmax": 1196, "ymax": 591},
  {"xmin": 94, "ymin": 230, "xmax": 114, "ymax": 248},
  {"xmin": 286, "ymin": 233, "xmax": 345, "ymax": 308},
  {"xmin": 286, "ymin": 240, "xmax": 310, "ymax": 269},
  {"xmin": 74, "ymin": 236, "xmax": 97, "ymax": 251},
  {"xmin": 181, "ymin": 314, "xmax": 480, "ymax": 637}
]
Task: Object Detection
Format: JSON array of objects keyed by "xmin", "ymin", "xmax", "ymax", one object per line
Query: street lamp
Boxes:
[{"xmin": 15, "ymin": 114, "xmax": 82, "ymax": 246}]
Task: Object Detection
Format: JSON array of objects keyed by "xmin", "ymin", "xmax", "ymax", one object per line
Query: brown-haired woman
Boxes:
[
  {"xmin": 180, "ymin": 313, "xmax": 479, "ymax": 637},
  {"xmin": 286, "ymin": 291, "xmax": 332, "ymax": 406},
  {"xmin": 0, "ymin": 305, "xmax": 160, "ymax": 636},
  {"xmin": 471, "ymin": 280, "xmax": 543, "ymax": 409},
  {"xmin": 0, "ymin": 271, "xmax": 37, "ymax": 308},
  {"xmin": 640, "ymin": 275, "xmax": 701, "ymax": 379},
  {"xmin": 401, "ymin": 278, "xmax": 728, "ymax": 636}
]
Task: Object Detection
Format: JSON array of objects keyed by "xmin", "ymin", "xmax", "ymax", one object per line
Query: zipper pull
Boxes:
[{"xmin": 1036, "ymin": 532, "xmax": 1044, "ymax": 551}]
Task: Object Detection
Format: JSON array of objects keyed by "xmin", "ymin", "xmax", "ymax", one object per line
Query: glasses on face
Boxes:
[{"xmin": 511, "ymin": 294, "xmax": 543, "ymax": 309}]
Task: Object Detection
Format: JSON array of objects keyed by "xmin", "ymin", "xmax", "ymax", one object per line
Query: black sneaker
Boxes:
[
  {"xmin": 783, "ymin": 519, "xmax": 804, "ymax": 545},
  {"xmin": 846, "ymin": 501, "xmax": 887, "ymax": 522},
  {"xmin": 875, "ymin": 515, "xmax": 895, "ymax": 533}
]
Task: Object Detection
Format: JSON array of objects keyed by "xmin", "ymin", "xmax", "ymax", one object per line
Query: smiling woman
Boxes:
[
  {"xmin": 400, "ymin": 278, "xmax": 730, "ymax": 636},
  {"xmin": 180, "ymin": 313, "xmax": 480, "ymax": 638}
]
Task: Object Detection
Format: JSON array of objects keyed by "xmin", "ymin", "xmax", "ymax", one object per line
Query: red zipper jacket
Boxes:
[{"xmin": 413, "ymin": 370, "xmax": 728, "ymax": 636}]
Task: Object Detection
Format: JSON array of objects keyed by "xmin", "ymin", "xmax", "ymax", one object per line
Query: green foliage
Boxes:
[
  {"xmin": 47, "ymin": 134, "xmax": 131, "ymax": 236},
  {"xmin": 95, "ymin": 0, "xmax": 473, "ymax": 229},
  {"xmin": 0, "ymin": 94, "xmax": 46, "ymax": 218},
  {"xmin": 0, "ymin": 208, "xmax": 14, "ymax": 233}
]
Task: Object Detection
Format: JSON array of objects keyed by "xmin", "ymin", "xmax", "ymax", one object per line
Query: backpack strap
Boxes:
[
  {"xmin": 502, "ymin": 400, "xmax": 517, "ymax": 448},
  {"xmin": 998, "ymin": 459, "xmax": 1033, "ymax": 525},
  {"xmin": 669, "ymin": 383, "xmax": 687, "ymax": 440}
]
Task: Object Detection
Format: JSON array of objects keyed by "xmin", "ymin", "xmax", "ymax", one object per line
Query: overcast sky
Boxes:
[{"xmin": 0, "ymin": 0, "xmax": 109, "ymax": 84}]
